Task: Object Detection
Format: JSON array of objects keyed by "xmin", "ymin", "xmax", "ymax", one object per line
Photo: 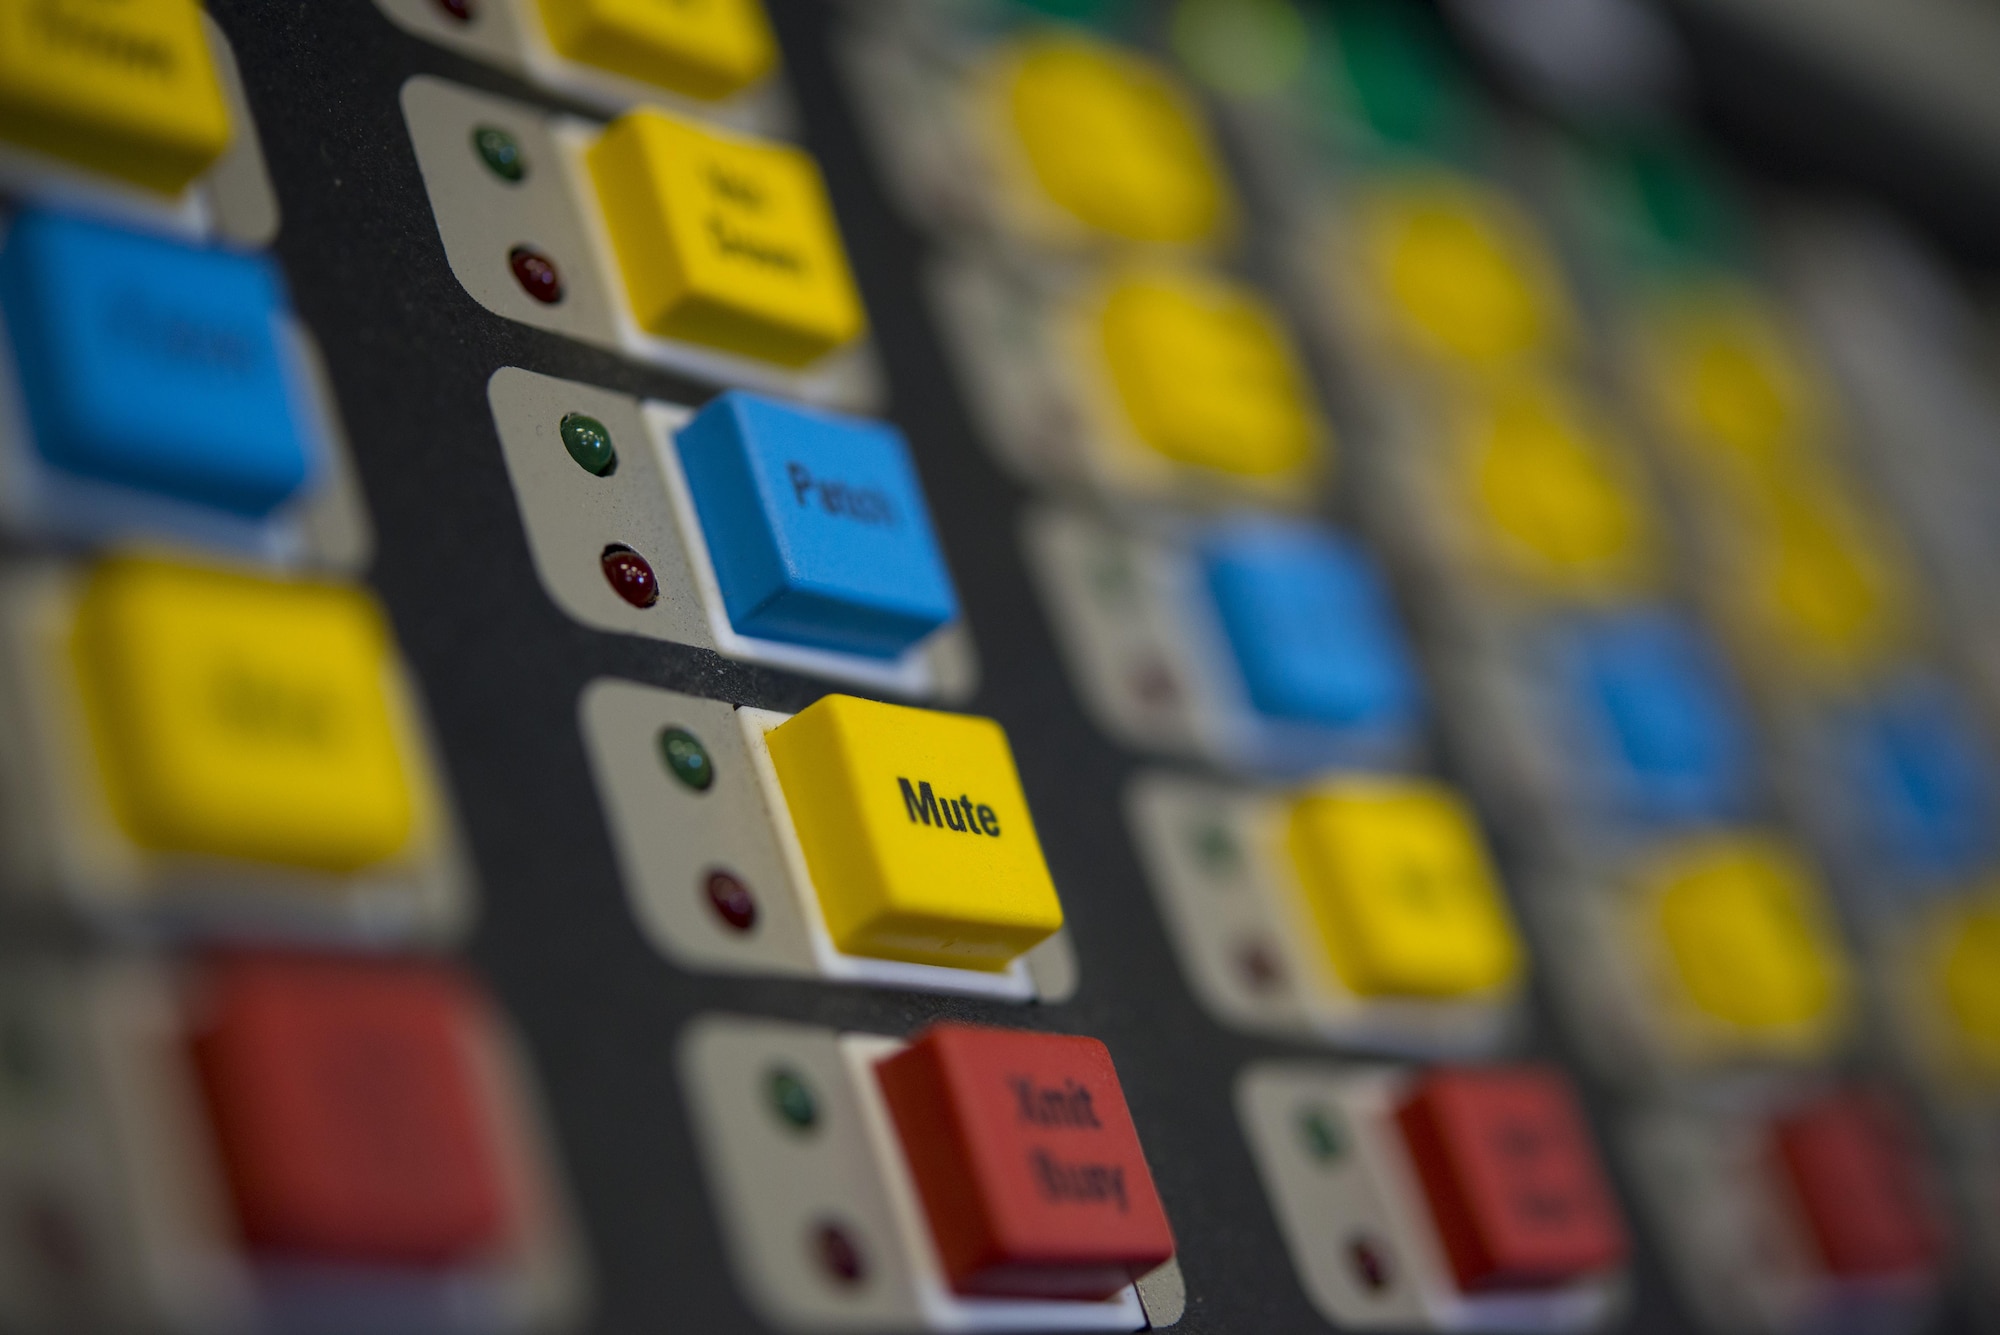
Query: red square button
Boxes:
[
  {"xmin": 875, "ymin": 1023, "xmax": 1176, "ymax": 1299},
  {"xmin": 1395, "ymin": 1066, "xmax": 1628, "ymax": 1292},
  {"xmin": 1771, "ymin": 1089, "xmax": 1940, "ymax": 1279},
  {"xmin": 189, "ymin": 951, "xmax": 512, "ymax": 1267}
]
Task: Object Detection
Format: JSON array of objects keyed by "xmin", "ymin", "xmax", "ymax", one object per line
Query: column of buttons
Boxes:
[{"xmin": 848, "ymin": 9, "xmax": 1334, "ymax": 509}]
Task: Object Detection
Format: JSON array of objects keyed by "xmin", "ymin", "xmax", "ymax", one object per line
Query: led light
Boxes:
[
  {"xmin": 509, "ymin": 246, "xmax": 563, "ymax": 305},
  {"xmin": 560, "ymin": 412, "xmax": 617, "ymax": 476},
  {"xmin": 600, "ymin": 544, "xmax": 659, "ymax": 607},
  {"xmin": 473, "ymin": 126, "xmax": 526, "ymax": 182},
  {"xmin": 705, "ymin": 870, "xmax": 757, "ymax": 932},
  {"xmin": 659, "ymin": 726, "xmax": 713, "ymax": 791},
  {"xmin": 767, "ymin": 1067, "xmax": 818, "ymax": 1131}
]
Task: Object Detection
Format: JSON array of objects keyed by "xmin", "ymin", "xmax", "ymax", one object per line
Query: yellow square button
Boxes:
[
  {"xmin": 538, "ymin": 0, "xmax": 775, "ymax": 100},
  {"xmin": 1641, "ymin": 286, "xmax": 1822, "ymax": 478},
  {"xmin": 73, "ymin": 557, "xmax": 416, "ymax": 873},
  {"xmin": 995, "ymin": 33, "xmax": 1230, "ymax": 246},
  {"xmin": 1937, "ymin": 896, "xmax": 2000, "ymax": 1072},
  {"xmin": 1286, "ymin": 780, "xmax": 1520, "ymax": 998},
  {"xmin": 1096, "ymin": 265, "xmax": 1320, "ymax": 479},
  {"xmin": 1736, "ymin": 485, "xmax": 1908, "ymax": 681},
  {"xmin": 1461, "ymin": 377, "xmax": 1654, "ymax": 596},
  {"xmin": 0, "ymin": 0, "xmax": 231, "ymax": 195},
  {"xmin": 1647, "ymin": 836, "xmax": 1845, "ymax": 1038},
  {"xmin": 588, "ymin": 108, "xmax": 865, "ymax": 367},
  {"xmin": 766, "ymin": 694, "xmax": 1064, "ymax": 971},
  {"xmin": 1357, "ymin": 175, "xmax": 1566, "ymax": 367}
]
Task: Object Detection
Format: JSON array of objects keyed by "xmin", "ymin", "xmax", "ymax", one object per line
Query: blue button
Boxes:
[
  {"xmin": 1835, "ymin": 675, "xmax": 1997, "ymax": 883},
  {"xmin": 1555, "ymin": 610, "xmax": 1754, "ymax": 826},
  {"xmin": 676, "ymin": 391, "xmax": 959, "ymax": 658},
  {"xmin": 0, "ymin": 211, "xmax": 312, "ymax": 518},
  {"xmin": 1200, "ymin": 520, "xmax": 1421, "ymax": 731}
]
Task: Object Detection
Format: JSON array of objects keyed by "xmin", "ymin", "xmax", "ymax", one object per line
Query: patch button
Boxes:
[{"xmin": 676, "ymin": 391, "xmax": 958, "ymax": 659}]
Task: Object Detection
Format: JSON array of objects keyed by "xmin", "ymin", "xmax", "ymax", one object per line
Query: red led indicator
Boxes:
[
  {"xmin": 509, "ymin": 246, "xmax": 563, "ymax": 305},
  {"xmin": 601, "ymin": 544, "xmax": 659, "ymax": 608},
  {"xmin": 705, "ymin": 869, "xmax": 758, "ymax": 932}
]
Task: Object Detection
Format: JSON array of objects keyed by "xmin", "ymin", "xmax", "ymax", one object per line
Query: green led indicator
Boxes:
[
  {"xmin": 1300, "ymin": 1106, "xmax": 1346, "ymax": 1163},
  {"xmin": 768, "ymin": 1067, "xmax": 819, "ymax": 1132},
  {"xmin": 472, "ymin": 125, "xmax": 527, "ymax": 182},
  {"xmin": 1192, "ymin": 820, "xmax": 1240, "ymax": 877},
  {"xmin": 560, "ymin": 413, "xmax": 618, "ymax": 477},
  {"xmin": 659, "ymin": 727, "xmax": 714, "ymax": 792}
]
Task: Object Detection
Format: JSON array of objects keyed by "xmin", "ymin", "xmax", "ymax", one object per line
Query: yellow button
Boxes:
[
  {"xmin": 588, "ymin": 108, "xmax": 865, "ymax": 367},
  {"xmin": 72, "ymin": 557, "xmax": 416, "ymax": 873},
  {"xmin": 766, "ymin": 694, "xmax": 1064, "ymax": 970},
  {"xmin": 995, "ymin": 33, "xmax": 1230, "ymax": 246},
  {"xmin": 538, "ymin": 0, "xmax": 775, "ymax": 100},
  {"xmin": 1738, "ymin": 484, "xmax": 1908, "ymax": 680},
  {"xmin": 1096, "ymin": 265, "xmax": 1320, "ymax": 478},
  {"xmin": 1938, "ymin": 898, "xmax": 2000, "ymax": 1070},
  {"xmin": 1642, "ymin": 286, "xmax": 1821, "ymax": 476},
  {"xmin": 1648, "ymin": 837, "xmax": 1844, "ymax": 1036},
  {"xmin": 1462, "ymin": 377, "xmax": 1654, "ymax": 595},
  {"xmin": 0, "ymin": 0, "xmax": 231, "ymax": 195},
  {"xmin": 1358, "ymin": 176, "xmax": 1565, "ymax": 366},
  {"xmin": 1285, "ymin": 780, "xmax": 1520, "ymax": 998}
]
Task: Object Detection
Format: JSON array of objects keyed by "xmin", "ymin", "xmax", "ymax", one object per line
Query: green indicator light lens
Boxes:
[
  {"xmin": 1192, "ymin": 820, "xmax": 1240, "ymax": 876},
  {"xmin": 560, "ymin": 412, "xmax": 617, "ymax": 476},
  {"xmin": 1299, "ymin": 1106, "xmax": 1345, "ymax": 1162},
  {"xmin": 1172, "ymin": 0, "xmax": 1308, "ymax": 97},
  {"xmin": 473, "ymin": 125, "xmax": 526, "ymax": 182},
  {"xmin": 659, "ymin": 726, "xmax": 714, "ymax": 792},
  {"xmin": 768, "ymin": 1067, "xmax": 818, "ymax": 1132}
]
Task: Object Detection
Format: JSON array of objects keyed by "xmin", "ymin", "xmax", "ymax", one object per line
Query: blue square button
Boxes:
[
  {"xmin": 0, "ymin": 210, "xmax": 313, "ymax": 518},
  {"xmin": 1834, "ymin": 675, "xmax": 1998, "ymax": 884},
  {"xmin": 1199, "ymin": 520, "xmax": 1422, "ymax": 731},
  {"xmin": 1556, "ymin": 610, "xmax": 1754, "ymax": 826},
  {"xmin": 676, "ymin": 392, "xmax": 959, "ymax": 659}
]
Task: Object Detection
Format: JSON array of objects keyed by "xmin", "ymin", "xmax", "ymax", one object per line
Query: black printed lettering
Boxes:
[
  {"xmin": 782, "ymin": 463, "xmax": 898, "ymax": 528},
  {"xmin": 899, "ymin": 777, "xmax": 941, "ymax": 827},
  {"xmin": 1030, "ymin": 1149, "xmax": 1128, "ymax": 1212},
  {"xmin": 896, "ymin": 778, "xmax": 1003, "ymax": 837}
]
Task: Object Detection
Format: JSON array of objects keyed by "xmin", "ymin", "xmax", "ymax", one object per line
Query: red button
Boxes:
[
  {"xmin": 1395, "ymin": 1066, "xmax": 1628, "ymax": 1292},
  {"xmin": 1771, "ymin": 1089, "xmax": 1941, "ymax": 1279},
  {"xmin": 189, "ymin": 951, "xmax": 512, "ymax": 1266},
  {"xmin": 875, "ymin": 1023, "xmax": 1176, "ymax": 1299}
]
